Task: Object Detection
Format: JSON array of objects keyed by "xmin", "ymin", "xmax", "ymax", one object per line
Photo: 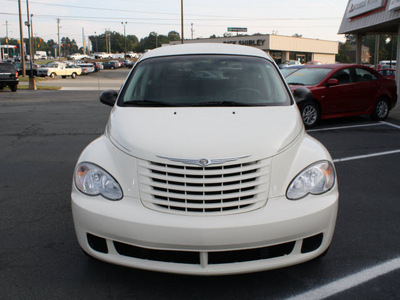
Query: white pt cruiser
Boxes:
[{"xmin": 71, "ymin": 43, "xmax": 338, "ymax": 275}]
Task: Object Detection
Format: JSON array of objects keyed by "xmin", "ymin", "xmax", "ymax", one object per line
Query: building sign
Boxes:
[
  {"xmin": 346, "ymin": 0, "xmax": 385, "ymax": 18},
  {"xmin": 227, "ymin": 27, "xmax": 247, "ymax": 32},
  {"xmin": 389, "ymin": 0, "xmax": 400, "ymax": 10},
  {"xmin": 223, "ymin": 39, "xmax": 266, "ymax": 47}
]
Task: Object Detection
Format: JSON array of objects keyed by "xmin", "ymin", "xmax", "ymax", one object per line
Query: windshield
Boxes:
[
  {"xmin": 280, "ymin": 67, "xmax": 302, "ymax": 77},
  {"xmin": 118, "ymin": 55, "xmax": 291, "ymax": 107},
  {"xmin": 0, "ymin": 64, "xmax": 16, "ymax": 72},
  {"xmin": 285, "ymin": 68, "xmax": 332, "ymax": 86}
]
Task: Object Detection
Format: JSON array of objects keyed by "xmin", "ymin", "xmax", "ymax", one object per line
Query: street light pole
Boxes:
[
  {"xmin": 18, "ymin": 0, "xmax": 26, "ymax": 76},
  {"xmin": 121, "ymin": 22, "xmax": 127, "ymax": 57},
  {"xmin": 26, "ymin": 0, "xmax": 36, "ymax": 90},
  {"xmin": 94, "ymin": 31, "xmax": 98, "ymax": 52},
  {"xmin": 31, "ymin": 14, "xmax": 34, "ymax": 62}
]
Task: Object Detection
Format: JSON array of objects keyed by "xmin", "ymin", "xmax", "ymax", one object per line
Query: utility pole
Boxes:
[
  {"xmin": 31, "ymin": 14, "xmax": 34, "ymax": 62},
  {"xmin": 94, "ymin": 31, "xmax": 98, "ymax": 52},
  {"xmin": 57, "ymin": 18, "xmax": 61, "ymax": 61},
  {"xmin": 109, "ymin": 31, "xmax": 111, "ymax": 53},
  {"xmin": 18, "ymin": 0, "xmax": 26, "ymax": 76},
  {"xmin": 121, "ymin": 22, "xmax": 127, "ymax": 56},
  {"xmin": 82, "ymin": 27, "xmax": 86, "ymax": 55},
  {"xmin": 105, "ymin": 29, "xmax": 108, "ymax": 53},
  {"xmin": 5, "ymin": 21, "xmax": 9, "ymax": 57},
  {"xmin": 181, "ymin": 0, "xmax": 184, "ymax": 44},
  {"xmin": 191, "ymin": 23, "xmax": 194, "ymax": 39}
]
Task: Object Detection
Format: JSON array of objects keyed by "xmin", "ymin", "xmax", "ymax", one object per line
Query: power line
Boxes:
[
  {"xmin": 0, "ymin": 12, "xmax": 341, "ymax": 23},
  {"xmin": 4, "ymin": 0, "xmax": 341, "ymax": 21}
]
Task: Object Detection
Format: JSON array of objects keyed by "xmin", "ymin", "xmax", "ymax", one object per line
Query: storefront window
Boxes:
[
  {"xmin": 270, "ymin": 51, "xmax": 282, "ymax": 64},
  {"xmin": 289, "ymin": 52, "xmax": 312, "ymax": 64}
]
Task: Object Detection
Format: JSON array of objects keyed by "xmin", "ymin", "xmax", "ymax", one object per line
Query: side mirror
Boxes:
[
  {"xmin": 293, "ymin": 87, "xmax": 313, "ymax": 104},
  {"xmin": 327, "ymin": 78, "xmax": 339, "ymax": 86},
  {"xmin": 100, "ymin": 90, "xmax": 118, "ymax": 107}
]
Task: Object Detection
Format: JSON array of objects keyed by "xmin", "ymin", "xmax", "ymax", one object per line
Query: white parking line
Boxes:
[
  {"xmin": 307, "ymin": 123, "xmax": 384, "ymax": 132},
  {"xmin": 333, "ymin": 149, "xmax": 400, "ymax": 163},
  {"xmin": 288, "ymin": 257, "xmax": 400, "ymax": 300},
  {"xmin": 381, "ymin": 121, "xmax": 400, "ymax": 130}
]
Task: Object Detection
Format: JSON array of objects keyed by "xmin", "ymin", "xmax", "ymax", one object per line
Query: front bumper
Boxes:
[{"xmin": 72, "ymin": 185, "xmax": 338, "ymax": 275}]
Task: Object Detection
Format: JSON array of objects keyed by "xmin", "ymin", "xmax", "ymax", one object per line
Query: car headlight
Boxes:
[
  {"xmin": 286, "ymin": 161, "xmax": 335, "ymax": 200},
  {"xmin": 74, "ymin": 162, "xmax": 123, "ymax": 200}
]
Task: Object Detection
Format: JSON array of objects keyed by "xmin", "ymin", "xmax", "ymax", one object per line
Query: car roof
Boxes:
[{"xmin": 139, "ymin": 43, "xmax": 271, "ymax": 61}]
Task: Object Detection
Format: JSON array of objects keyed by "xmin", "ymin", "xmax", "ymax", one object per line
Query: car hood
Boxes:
[{"xmin": 106, "ymin": 106, "xmax": 304, "ymax": 162}]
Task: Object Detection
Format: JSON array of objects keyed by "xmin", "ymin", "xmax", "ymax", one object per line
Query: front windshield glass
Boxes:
[
  {"xmin": 119, "ymin": 55, "xmax": 291, "ymax": 107},
  {"xmin": 285, "ymin": 68, "xmax": 332, "ymax": 85}
]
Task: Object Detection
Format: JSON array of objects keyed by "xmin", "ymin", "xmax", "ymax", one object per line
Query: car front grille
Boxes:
[{"xmin": 138, "ymin": 158, "xmax": 270, "ymax": 215}]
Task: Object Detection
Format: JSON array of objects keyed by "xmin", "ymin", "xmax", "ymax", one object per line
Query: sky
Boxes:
[{"xmin": 1, "ymin": 0, "xmax": 350, "ymax": 49}]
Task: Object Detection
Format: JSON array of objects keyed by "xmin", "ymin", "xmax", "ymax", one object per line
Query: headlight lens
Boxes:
[
  {"xmin": 287, "ymin": 161, "xmax": 335, "ymax": 200},
  {"xmin": 74, "ymin": 162, "xmax": 123, "ymax": 200}
]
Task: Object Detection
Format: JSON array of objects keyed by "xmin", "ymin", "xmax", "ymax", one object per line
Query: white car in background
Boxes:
[
  {"xmin": 126, "ymin": 51, "xmax": 140, "ymax": 59},
  {"xmin": 67, "ymin": 53, "xmax": 88, "ymax": 61},
  {"xmin": 74, "ymin": 63, "xmax": 95, "ymax": 75},
  {"xmin": 94, "ymin": 52, "xmax": 112, "ymax": 59},
  {"xmin": 71, "ymin": 43, "xmax": 338, "ymax": 275}
]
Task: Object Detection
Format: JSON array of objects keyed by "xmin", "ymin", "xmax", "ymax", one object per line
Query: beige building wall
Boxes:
[
  {"xmin": 269, "ymin": 35, "xmax": 338, "ymax": 54},
  {"xmin": 169, "ymin": 35, "xmax": 339, "ymax": 63},
  {"xmin": 312, "ymin": 53, "xmax": 336, "ymax": 64}
]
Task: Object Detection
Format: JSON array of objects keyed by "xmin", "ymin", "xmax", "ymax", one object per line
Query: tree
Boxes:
[
  {"xmin": 168, "ymin": 31, "xmax": 180, "ymax": 41},
  {"xmin": 89, "ymin": 32, "xmax": 139, "ymax": 53},
  {"xmin": 336, "ymin": 41, "xmax": 352, "ymax": 63},
  {"xmin": 135, "ymin": 31, "xmax": 183, "ymax": 53},
  {"xmin": 61, "ymin": 37, "xmax": 78, "ymax": 56},
  {"xmin": 342, "ymin": 34, "xmax": 398, "ymax": 64}
]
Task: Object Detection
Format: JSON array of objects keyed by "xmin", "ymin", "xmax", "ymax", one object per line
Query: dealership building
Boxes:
[
  {"xmin": 339, "ymin": 0, "xmax": 400, "ymax": 95},
  {"xmin": 170, "ymin": 34, "xmax": 339, "ymax": 64}
]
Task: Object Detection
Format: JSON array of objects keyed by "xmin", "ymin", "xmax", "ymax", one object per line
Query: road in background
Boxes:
[{"xmin": 18, "ymin": 69, "xmax": 130, "ymax": 91}]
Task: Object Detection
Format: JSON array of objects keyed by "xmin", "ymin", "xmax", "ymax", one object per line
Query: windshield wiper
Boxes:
[
  {"xmin": 287, "ymin": 82, "xmax": 305, "ymax": 85},
  {"xmin": 193, "ymin": 101, "xmax": 251, "ymax": 106},
  {"xmin": 123, "ymin": 100, "xmax": 174, "ymax": 107}
]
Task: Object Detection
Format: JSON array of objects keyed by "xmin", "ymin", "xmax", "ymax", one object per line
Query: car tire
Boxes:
[
  {"xmin": 371, "ymin": 97, "xmax": 390, "ymax": 121},
  {"xmin": 300, "ymin": 101, "xmax": 320, "ymax": 128},
  {"xmin": 71, "ymin": 73, "xmax": 77, "ymax": 79},
  {"xmin": 50, "ymin": 72, "xmax": 56, "ymax": 79},
  {"xmin": 11, "ymin": 85, "xmax": 17, "ymax": 92},
  {"xmin": 111, "ymin": 66, "xmax": 115, "ymax": 70}
]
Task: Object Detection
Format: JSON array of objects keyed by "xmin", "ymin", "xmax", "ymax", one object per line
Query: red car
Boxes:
[{"xmin": 286, "ymin": 64, "xmax": 397, "ymax": 127}]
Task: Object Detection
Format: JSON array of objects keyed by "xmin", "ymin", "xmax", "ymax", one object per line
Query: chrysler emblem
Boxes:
[
  {"xmin": 199, "ymin": 158, "xmax": 210, "ymax": 166},
  {"xmin": 157, "ymin": 155, "xmax": 250, "ymax": 167}
]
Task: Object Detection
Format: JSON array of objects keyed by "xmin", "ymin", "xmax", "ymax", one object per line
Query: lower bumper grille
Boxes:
[{"xmin": 113, "ymin": 240, "xmax": 295, "ymax": 265}]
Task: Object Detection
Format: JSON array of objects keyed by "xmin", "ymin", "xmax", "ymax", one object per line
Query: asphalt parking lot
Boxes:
[{"xmin": 1, "ymin": 74, "xmax": 400, "ymax": 299}]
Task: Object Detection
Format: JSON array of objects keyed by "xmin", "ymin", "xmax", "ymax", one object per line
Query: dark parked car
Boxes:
[
  {"xmin": 102, "ymin": 61, "xmax": 120, "ymax": 70},
  {"xmin": 0, "ymin": 63, "xmax": 19, "ymax": 92},
  {"xmin": 14, "ymin": 62, "xmax": 38, "ymax": 76},
  {"xmin": 286, "ymin": 64, "xmax": 397, "ymax": 127},
  {"xmin": 122, "ymin": 60, "xmax": 134, "ymax": 68}
]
